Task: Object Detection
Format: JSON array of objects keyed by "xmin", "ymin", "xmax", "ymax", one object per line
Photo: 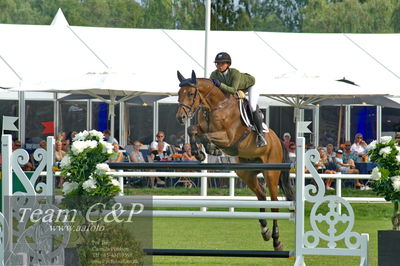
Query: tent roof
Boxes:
[{"xmin": 1, "ymin": 11, "xmax": 400, "ymax": 100}]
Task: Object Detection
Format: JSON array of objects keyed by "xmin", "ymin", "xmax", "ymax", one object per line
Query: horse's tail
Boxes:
[{"xmin": 279, "ymin": 141, "xmax": 295, "ymax": 201}]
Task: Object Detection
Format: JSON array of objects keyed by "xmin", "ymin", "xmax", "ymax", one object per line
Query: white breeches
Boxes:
[{"xmin": 247, "ymin": 85, "xmax": 260, "ymax": 112}]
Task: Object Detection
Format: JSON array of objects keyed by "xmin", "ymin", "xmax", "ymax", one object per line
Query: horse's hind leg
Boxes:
[
  {"xmin": 263, "ymin": 170, "xmax": 284, "ymax": 251},
  {"xmin": 235, "ymin": 167, "xmax": 271, "ymax": 242}
]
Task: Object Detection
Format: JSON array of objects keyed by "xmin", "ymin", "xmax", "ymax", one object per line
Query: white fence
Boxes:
[{"xmin": 1, "ymin": 135, "xmax": 369, "ymax": 265}]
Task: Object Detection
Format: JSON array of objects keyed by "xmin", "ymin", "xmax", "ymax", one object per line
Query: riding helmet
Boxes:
[{"xmin": 214, "ymin": 52, "xmax": 232, "ymax": 64}]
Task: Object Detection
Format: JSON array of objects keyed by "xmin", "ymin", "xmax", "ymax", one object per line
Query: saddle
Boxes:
[{"xmin": 239, "ymin": 99, "xmax": 269, "ymax": 133}]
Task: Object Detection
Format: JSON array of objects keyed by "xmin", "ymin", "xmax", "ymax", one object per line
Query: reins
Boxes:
[{"xmin": 178, "ymin": 79, "xmax": 219, "ymax": 118}]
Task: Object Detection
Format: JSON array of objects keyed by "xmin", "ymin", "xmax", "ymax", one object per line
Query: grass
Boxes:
[
  {"xmin": 151, "ymin": 203, "xmax": 391, "ymax": 266},
  {"xmin": 117, "ymin": 186, "xmax": 391, "ymax": 266},
  {"xmin": 56, "ymin": 186, "xmax": 391, "ymax": 265}
]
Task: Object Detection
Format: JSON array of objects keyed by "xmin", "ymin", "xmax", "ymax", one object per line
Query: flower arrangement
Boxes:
[
  {"xmin": 59, "ymin": 130, "xmax": 120, "ymax": 205},
  {"xmin": 367, "ymin": 136, "xmax": 400, "ymax": 230}
]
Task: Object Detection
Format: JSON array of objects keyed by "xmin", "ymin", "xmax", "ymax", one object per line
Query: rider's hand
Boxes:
[
  {"xmin": 237, "ymin": 90, "xmax": 246, "ymax": 99},
  {"xmin": 212, "ymin": 79, "xmax": 221, "ymax": 88}
]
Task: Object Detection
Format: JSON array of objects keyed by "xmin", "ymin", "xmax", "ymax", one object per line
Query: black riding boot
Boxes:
[{"xmin": 252, "ymin": 110, "xmax": 267, "ymax": 147}]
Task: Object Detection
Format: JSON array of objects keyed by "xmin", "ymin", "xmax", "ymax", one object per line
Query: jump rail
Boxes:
[
  {"xmin": 108, "ymin": 162, "xmax": 292, "ymax": 171},
  {"xmin": 0, "ymin": 135, "xmax": 369, "ymax": 265}
]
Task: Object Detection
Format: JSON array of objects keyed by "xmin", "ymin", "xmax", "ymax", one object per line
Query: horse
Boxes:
[{"xmin": 176, "ymin": 70, "xmax": 294, "ymax": 251}]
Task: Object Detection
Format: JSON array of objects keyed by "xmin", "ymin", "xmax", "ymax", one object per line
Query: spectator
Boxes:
[
  {"xmin": 39, "ymin": 140, "xmax": 47, "ymax": 150},
  {"xmin": 54, "ymin": 141, "xmax": 66, "ymax": 163},
  {"xmin": 54, "ymin": 140, "xmax": 66, "ymax": 188},
  {"xmin": 343, "ymin": 140, "xmax": 364, "ymax": 189},
  {"xmin": 288, "ymin": 142, "xmax": 296, "ymax": 161},
  {"xmin": 325, "ymin": 144, "xmax": 337, "ymax": 190},
  {"xmin": 283, "ymin": 132, "xmax": 294, "ymax": 151},
  {"xmin": 61, "ymin": 140, "xmax": 69, "ymax": 152},
  {"xmin": 180, "ymin": 143, "xmax": 197, "ymax": 188},
  {"xmin": 103, "ymin": 129, "xmax": 118, "ymax": 144},
  {"xmin": 12, "ymin": 140, "xmax": 22, "ymax": 151},
  {"xmin": 150, "ymin": 131, "xmax": 171, "ymax": 152},
  {"xmin": 150, "ymin": 142, "xmax": 168, "ymax": 187},
  {"xmin": 315, "ymin": 147, "xmax": 336, "ymax": 190},
  {"xmin": 109, "ymin": 142, "xmax": 124, "ymax": 163},
  {"xmin": 350, "ymin": 133, "xmax": 368, "ymax": 163},
  {"xmin": 130, "ymin": 141, "xmax": 145, "ymax": 163},
  {"xmin": 335, "ymin": 149, "xmax": 362, "ymax": 188},
  {"xmin": 151, "ymin": 142, "xmax": 171, "ymax": 161},
  {"xmin": 395, "ymin": 133, "xmax": 400, "ymax": 146},
  {"xmin": 56, "ymin": 132, "xmax": 67, "ymax": 142}
]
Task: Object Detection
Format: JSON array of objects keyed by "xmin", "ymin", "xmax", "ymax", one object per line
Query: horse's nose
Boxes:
[{"xmin": 176, "ymin": 113, "xmax": 186, "ymax": 125}]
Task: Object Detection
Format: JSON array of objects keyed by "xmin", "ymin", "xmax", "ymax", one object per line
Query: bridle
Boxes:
[{"xmin": 178, "ymin": 80, "xmax": 217, "ymax": 119}]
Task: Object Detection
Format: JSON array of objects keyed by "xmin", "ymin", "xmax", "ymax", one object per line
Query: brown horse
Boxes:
[{"xmin": 176, "ymin": 70, "xmax": 294, "ymax": 251}]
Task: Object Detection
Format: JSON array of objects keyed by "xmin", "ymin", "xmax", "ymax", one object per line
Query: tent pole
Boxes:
[
  {"xmin": 337, "ymin": 106, "xmax": 342, "ymax": 148},
  {"xmin": 345, "ymin": 105, "xmax": 351, "ymax": 142},
  {"xmin": 18, "ymin": 91, "xmax": 25, "ymax": 144},
  {"xmin": 376, "ymin": 105, "xmax": 382, "ymax": 141}
]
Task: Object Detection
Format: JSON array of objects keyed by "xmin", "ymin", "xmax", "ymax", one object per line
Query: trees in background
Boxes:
[{"xmin": 0, "ymin": 0, "xmax": 399, "ymax": 33}]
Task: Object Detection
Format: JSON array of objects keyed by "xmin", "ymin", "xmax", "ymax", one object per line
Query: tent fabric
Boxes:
[{"xmin": 1, "ymin": 10, "xmax": 400, "ymax": 98}]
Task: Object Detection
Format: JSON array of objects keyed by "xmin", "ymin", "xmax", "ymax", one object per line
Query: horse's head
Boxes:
[{"xmin": 176, "ymin": 70, "xmax": 200, "ymax": 125}]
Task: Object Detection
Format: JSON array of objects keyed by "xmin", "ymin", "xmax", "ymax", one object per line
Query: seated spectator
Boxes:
[
  {"xmin": 315, "ymin": 147, "xmax": 336, "ymax": 190},
  {"xmin": 150, "ymin": 131, "xmax": 171, "ymax": 152},
  {"xmin": 109, "ymin": 142, "xmax": 124, "ymax": 163},
  {"xmin": 151, "ymin": 142, "xmax": 171, "ymax": 161},
  {"xmin": 335, "ymin": 149, "xmax": 361, "ymax": 188},
  {"xmin": 179, "ymin": 143, "xmax": 197, "ymax": 188},
  {"xmin": 61, "ymin": 140, "xmax": 70, "ymax": 152},
  {"xmin": 103, "ymin": 129, "xmax": 118, "ymax": 144},
  {"xmin": 12, "ymin": 140, "xmax": 22, "ymax": 151},
  {"xmin": 130, "ymin": 141, "xmax": 145, "ymax": 163},
  {"xmin": 288, "ymin": 143, "xmax": 296, "ymax": 161},
  {"xmin": 54, "ymin": 141, "xmax": 66, "ymax": 188},
  {"xmin": 39, "ymin": 140, "xmax": 47, "ymax": 150},
  {"xmin": 54, "ymin": 141, "xmax": 66, "ymax": 163},
  {"xmin": 283, "ymin": 132, "xmax": 294, "ymax": 151},
  {"xmin": 350, "ymin": 133, "xmax": 368, "ymax": 163},
  {"xmin": 343, "ymin": 141, "xmax": 364, "ymax": 189},
  {"xmin": 22, "ymin": 162, "xmax": 35, "ymax": 172}
]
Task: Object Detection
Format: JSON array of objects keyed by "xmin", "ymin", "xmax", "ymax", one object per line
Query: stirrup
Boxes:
[{"xmin": 257, "ymin": 135, "xmax": 267, "ymax": 147}]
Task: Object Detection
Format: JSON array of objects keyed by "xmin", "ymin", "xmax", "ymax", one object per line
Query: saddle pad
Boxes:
[{"xmin": 239, "ymin": 99, "xmax": 269, "ymax": 133}]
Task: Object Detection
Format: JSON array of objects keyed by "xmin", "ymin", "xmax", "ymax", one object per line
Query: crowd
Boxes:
[
  {"xmin": 3, "ymin": 128, "xmax": 392, "ymax": 191},
  {"xmin": 284, "ymin": 131, "xmax": 387, "ymax": 191}
]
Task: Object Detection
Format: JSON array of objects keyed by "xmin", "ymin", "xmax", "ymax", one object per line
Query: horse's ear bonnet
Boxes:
[{"xmin": 177, "ymin": 70, "xmax": 198, "ymax": 88}]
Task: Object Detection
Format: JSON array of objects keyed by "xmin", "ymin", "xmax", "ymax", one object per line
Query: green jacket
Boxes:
[{"xmin": 209, "ymin": 68, "xmax": 255, "ymax": 94}]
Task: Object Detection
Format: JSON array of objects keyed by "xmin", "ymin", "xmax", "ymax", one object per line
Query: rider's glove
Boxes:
[
  {"xmin": 212, "ymin": 79, "xmax": 221, "ymax": 88},
  {"xmin": 237, "ymin": 90, "xmax": 246, "ymax": 99}
]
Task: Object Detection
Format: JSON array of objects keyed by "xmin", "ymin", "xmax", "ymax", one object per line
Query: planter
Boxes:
[
  {"xmin": 64, "ymin": 247, "xmax": 81, "ymax": 266},
  {"xmin": 378, "ymin": 230, "xmax": 400, "ymax": 266}
]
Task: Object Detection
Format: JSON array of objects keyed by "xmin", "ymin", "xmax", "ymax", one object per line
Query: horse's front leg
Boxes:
[{"xmin": 188, "ymin": 125, "xmax": 206, "ymax": 161}]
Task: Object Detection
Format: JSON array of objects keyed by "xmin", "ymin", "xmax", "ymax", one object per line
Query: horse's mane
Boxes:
[{"xmin": 196, "ymin": 78, "xmax": 232, "ymax": 100}]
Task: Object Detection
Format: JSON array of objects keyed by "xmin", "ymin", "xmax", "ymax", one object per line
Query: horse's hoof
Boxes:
[
  {"xmin": 261, "ymin": 228, "xmax": 271, "ymax": 241},
  {"xmin": 274, "ymin": 241, "xmax": 283, "ymax": 251},
  {"xmin": 196, "ymin": 151, "xmax": 206, "ymax": 161}
]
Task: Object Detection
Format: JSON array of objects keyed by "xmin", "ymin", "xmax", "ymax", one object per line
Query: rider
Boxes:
[{"xmin": 209, "ymin": 52, "xmax": 267, "ymax": 147}]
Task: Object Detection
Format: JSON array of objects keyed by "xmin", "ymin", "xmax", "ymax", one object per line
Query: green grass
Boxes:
[
  {"xmin": 151, "ymin": 203, "xmax": 391, "ymax": 266},
  {"xmin": 57, "ymin": 186, "xmax": 391, "ymax": 265}
]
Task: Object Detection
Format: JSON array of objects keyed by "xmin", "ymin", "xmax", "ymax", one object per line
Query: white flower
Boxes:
[
  {"xmin": 367, "ymin": 140, "xmax": 377, "ymax": 151},
  {"xmin": 380, "ymin": 136, "xmax": 392, "ymax": 144},
  {"xmin": 100, "ymin": 140, "xmax": 113, "ymax": 154},
  {"xmin": 371, "ymin": 167, "xmax": 382, "ymax": 180},
  {"xmin": 89, "ymin": 130, "xmax": 104, "ymax": 140},
  {"xmin": 396, "ymin": 155, "xmax": 400, "ymax": 163},
  {"xmin": 82, "ymin": 178, "xmax": 97, "ymax": 192},
  {"xmin": 379, "ymin": 146, "xmax": 392, "ymax": 157},
  {"xmin": 73, "ymin": 130, "xmax": 89, "ymax": 141},
  {"xmin": 62, "ymin": 181, "xmax": 79, "ymax": 195},
  {"xmin": 86, "ymin": 140, "xmax": 98, "ymax": 149},
  {"xmin": 60, "ymin": 155, "xmax": 71, "ymax": 169},
  {"xmin": 396, "ymin": 146, "xmax": 400, "ymax": 153},
  {"xmin": 392, "ymin": 176, "xmax": 400, "ymax": 191},
  {"xmin": 110, "ymin": 178, "xmax": 120, "ymax": 187},
  {"xmin": 71, "ymin": 141, "xmax": 87, "ymax": 155},
  {"xmin": 96, "ymin": 163, "xmax": 110, "ymax": 174}
]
